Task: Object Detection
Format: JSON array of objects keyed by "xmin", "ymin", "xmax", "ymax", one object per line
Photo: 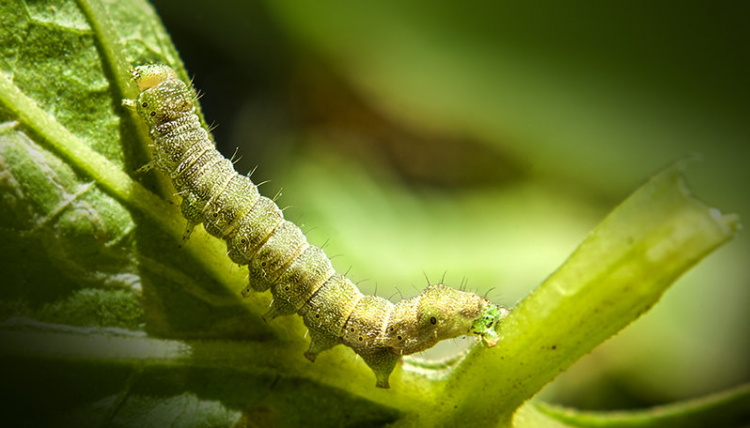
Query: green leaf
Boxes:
[
  {"xmin": 0, "ymin": 0, "xmax": 743, "ymax": 426},
  {"xmin": 536, "ymin": 383, "xmax": 750, "ymax": 428}
]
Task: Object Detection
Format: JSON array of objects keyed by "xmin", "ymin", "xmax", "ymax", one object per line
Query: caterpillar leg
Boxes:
[
  {"xmin": 122, "ymin": 97, "xmax": 154, "ymax": 174},
  {"xmin": 262, "ymin": 300, "xmax": 294, "ymax": 323},
  {"xmin": 240, "ymin": 284, "xmax": 253, "ymax": 298},
  {"xmin": 180, "ymin": 220, "xmax": 198, "ymax": 247},
  {"xmin": 359, "ymin": 349, "xmax": 401, "ymax": 389},
  {"xmin": 135, "ymin": 163, "xmax": 154, "ymax": 174},
  {"xmin": 303, "ymin": 328, "xmax": 340, "ymax": 362}
]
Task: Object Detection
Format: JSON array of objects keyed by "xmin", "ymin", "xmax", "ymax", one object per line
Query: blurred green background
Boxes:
[{"xmin": 148, "ymin": 0, "xmax": 749, "ymax": 411}]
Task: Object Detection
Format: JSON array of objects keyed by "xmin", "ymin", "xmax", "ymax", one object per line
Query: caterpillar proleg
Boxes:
[{"xmin": 125, "ymin": 64, "xmax": 508, "ymax": 388}]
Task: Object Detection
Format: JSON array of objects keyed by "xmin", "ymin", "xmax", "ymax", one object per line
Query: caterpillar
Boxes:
[{"xmin": 124, "ymin": 64, "xmax": 508, "ymax": 388}]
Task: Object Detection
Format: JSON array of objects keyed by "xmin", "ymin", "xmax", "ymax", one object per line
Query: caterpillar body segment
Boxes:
[{"xmin": 128, "ymin": 64, "xmax": 508, "ymax": 388}]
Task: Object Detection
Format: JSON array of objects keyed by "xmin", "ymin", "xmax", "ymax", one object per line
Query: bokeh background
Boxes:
[{"xmin": 149, "ymin": 0, "xmax": 749, "ymax": 411}]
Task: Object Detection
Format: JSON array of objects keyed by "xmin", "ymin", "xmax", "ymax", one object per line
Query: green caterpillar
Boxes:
[{"xmin": 125, "ymin": 64, "xmax": 508, "ymax": 388}]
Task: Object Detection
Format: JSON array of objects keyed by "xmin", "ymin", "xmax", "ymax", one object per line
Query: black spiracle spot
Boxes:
[
  {"xmin": 141, "ymin": 102, "xmax": 148, "ymax": 107},
  {"xmin": 430, "ymin": 317, "xmax": 437, "ymax": 325},
  {"xmin": 149, "ymin": 111, "xmax": 156, "ymax": 117}
]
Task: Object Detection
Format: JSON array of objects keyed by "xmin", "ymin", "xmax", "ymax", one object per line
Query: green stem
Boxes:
[{"xmin": 434, "ymin": 160, "xmax": 740, "ymax": 427}]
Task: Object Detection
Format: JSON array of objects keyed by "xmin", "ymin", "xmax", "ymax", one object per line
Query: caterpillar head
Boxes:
[
  {"xmin": 385, "ymin": 284, "xmax": 504, "ymax": 355},
  {"xmin": 131, "ymin": 65, "xmax": 194, "ymax": 127}
]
